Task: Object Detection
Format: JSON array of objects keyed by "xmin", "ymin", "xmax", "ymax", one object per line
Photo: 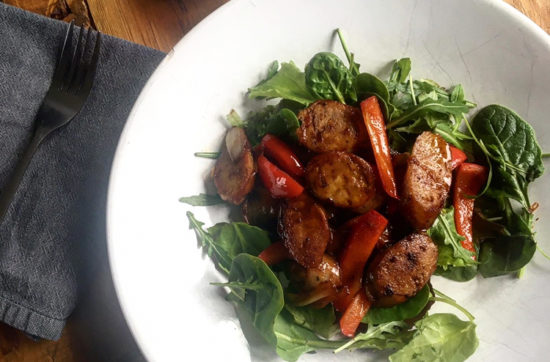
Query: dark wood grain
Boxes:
[{"xmin": 0, "ymin": 0, "xmax": 547, "ymax": 361}]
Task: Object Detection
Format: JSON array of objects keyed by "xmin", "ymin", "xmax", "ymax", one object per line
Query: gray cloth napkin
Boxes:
[{"xmin": 0, "ymin": 3, "xmax": 165, "ymax": 340}]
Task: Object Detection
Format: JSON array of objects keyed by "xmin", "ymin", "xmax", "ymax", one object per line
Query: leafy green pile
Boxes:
[
  {"xmin": 187, "ymin": 212, "xmax": 478, "ymax": 361},
  {"xmin": 179, "ymin": 29, "xmax": 546, "ymax": 361}
]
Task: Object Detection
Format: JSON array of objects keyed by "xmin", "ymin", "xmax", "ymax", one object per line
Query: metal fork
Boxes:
[{"xmin": 0, "ymin": 22, "xmax": 102, "ymax": 221}]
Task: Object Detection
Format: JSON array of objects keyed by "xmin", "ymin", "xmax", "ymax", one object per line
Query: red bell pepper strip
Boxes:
[
  {"xmin": 449, "ymin": 146, "xmax": 468, "ymax": 170},
  {"xmin": 339, "ymin": 210, "xmax": 389, "ymax": 282},
  {"xmin": 333, "ymin": 210, "xmax": 388, "ymax": 312},
  {"xmin": 258, "ymin": 241, "xmax": 291, "ymax": 265},
  {"xmin": 360, "ymin": 96, "xmax": 399, "ymax": 199},
  {"xmin": 453, "ymin": 163, "xmax": 488, "ymax": 255},
  {"xmin": 257, "ymin": 154, "xmax": 304, "ymax": 198},
  {"xmin": 261, "ymin": 134, "xmax": 304, "ymax": 179},
  {"xmin": 340, "ymin": 289, "xmax": 371, "ymax": 337}
]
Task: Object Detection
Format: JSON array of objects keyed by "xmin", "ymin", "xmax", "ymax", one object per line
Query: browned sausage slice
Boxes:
[
  {"xmin": 279, "ymin": 193, "xmax": 331, "ymax": 268},
  {"xmin": 401, "ymin": 132, "xmax": 451, "ymax": 230},
  {"xmin": 305, "ymin": 152, "xmax": 377, "ymax": 209},
  {"xmin": 297, "ymin": 100, "xmax": 368, "ymax": 153},
  {"xmin": 366, "ymin": 233, "xmax": 438, "ymax": 307},
  {"xmin": 213, "ymin": 128, "xmax": 256, "ymax": 205}
]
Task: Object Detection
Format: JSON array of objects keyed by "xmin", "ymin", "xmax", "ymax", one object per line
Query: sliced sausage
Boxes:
[
  {"xmin": 213, "ymin": 128, "xmax": 256, "ymax": 205},
  {"xmin": 366, "ymin": 233, "xmax": 438, "ymax": 307},
  {"xmin": 297, "ymin": 100, "xmax": 368, "ymax": 153},
  {"xmin": 305, "ymin": 152, "xmax": 376, "ymax": 209},
  {"xmin": 401, "ymin": 132, "xmax": 451, "ymax": 230},
  {"xmin": 279, "ymin": 193, "xmax": 331, "ymax": 268}
]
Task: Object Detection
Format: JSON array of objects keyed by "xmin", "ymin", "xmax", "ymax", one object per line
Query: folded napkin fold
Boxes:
[{"xmin": 0, "ymin": 3, "xmax": 164, "ymax": 340}]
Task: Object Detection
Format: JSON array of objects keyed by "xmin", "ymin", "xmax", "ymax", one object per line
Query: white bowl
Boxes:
[{"xmin": 107, "ymin": 0, "xmax": 550, "ymax": 360}]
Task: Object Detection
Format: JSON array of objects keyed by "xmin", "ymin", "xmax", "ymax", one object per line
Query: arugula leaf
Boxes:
[
  {"xmin": 179, "ymin": 193, "xmax": 224, "ymax": 206},
  {"xmin": 222, "ymin": 254, "xmax": 284, "ymax": 346},
  {"xmin": 305, "ymin": 52, "xmax": 357, "ymax": 104},
  {"xmin": 478, "ymin": 235, "xmax": 536, "ymax": 277},
  {"xmin": 389, "ymin": 314, "xmax": 478, "ymax": 362},
  {"xmin": 427, "ymin": 207, "xmax": 477, "ymax": 271},
  {"xmin": 336, "ymin": 321, "xmax": 413, "ymax": 352},
  {"xmin": 186, "ymin": 212, "xmax": 270, "ymax": 274},
  {"xmin": 248, "ymin": 61, "xmax": 317, "ymax": 106},
  {"xmin": 284, "ymin": 304, "xmax": 338, "ymax": 339},
  {"xmin": 363, "ymin": 285, "xmax": 430, "ymax": 324},
  {"xmin": 336, "ymin": 29, "xmax": 360, "ymax": 77},
  {"xmin": 387, "ymin": 99, "xmax": 472, "ymax": 129}
]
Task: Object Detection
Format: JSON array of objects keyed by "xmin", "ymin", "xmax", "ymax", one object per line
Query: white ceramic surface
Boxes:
[{"xmin": 107, "ymin": 0, "xmax": 550, "ymax": 361}]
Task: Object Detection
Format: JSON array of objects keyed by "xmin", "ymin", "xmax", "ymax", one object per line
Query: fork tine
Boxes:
[
  {"xmin": 51, "ymin": 21, "xmax": 75, "ymax": 88},
  {"xmin": 78, "ymin": 32, "xmax": 101, "ymax": 96},
  {"xmin": 65, "ymin": 26, "xmax": 85, "ymax": 91}
]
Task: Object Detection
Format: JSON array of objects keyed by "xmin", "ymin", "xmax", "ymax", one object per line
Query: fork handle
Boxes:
[{"xmin": 0, "ymin": 126, "xmax": 48, "ymax": 222}]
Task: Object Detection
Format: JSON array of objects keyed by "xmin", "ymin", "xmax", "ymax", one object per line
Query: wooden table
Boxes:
[{"xmin": 0, "ymin": 0, "xmax": 548, "ymax": 360}]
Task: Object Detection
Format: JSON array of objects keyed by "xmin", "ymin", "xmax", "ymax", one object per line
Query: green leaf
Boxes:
[
  {"xmin": 186, "ymin": 212, "xmax": 271, "ymax": 274},
  {"xmin": 179, "ymin": 193, "xmax": 224, "ymax": 206},
  {"xmin": 363, "ymin": 285, "xmax": 431, "ymax": 324},
  {"xmin": 387, "ymin": 99, "xmax": 472, "ymax": 129},
  {"xmin": 355, "ymin": 72, "xmax": 391, "ymax": 116},
  {"xmin": 427, "ymin": 207, "xmax": 477, "ymax": 270},
  {"xmin": 472, "ymin": 105, "xmax": 544, "ymax": 183},
  {"xmin": 224, "ymin": 254, "xmax": 285, "ymax": 346},
  {"xmin": 248, "ymin": 62, "xmax": 317, "ymax": 106},
  {"xmin": 435, "ymin": 265, "xmax": 478, "ymax": 282},
  {"xmin": 388, "ymin": 58, "xmax": 412, "ymax": 85},
  {"xmin": 336, "ymin": 29, "xmax": 360, "ymax": 77},
  {"xmin": 478, "ymin": 235, "xmax": 536, "ymax": 277},
  {"xmin": 274, "ymin": 311, "xmax": 343, "ymax": 361},
  {"xmin": 226, "ymin": 109, "xmax": 246, "ymax": 127},
  {"xmin": 207, "ymin": 222, "xmax": 271, "ymax": 270},
  {"xmin": 305, "ymin": 52, "xmax": 357, "ymax": 103},
  {"xmin": 284, "ymin": 304, "xmax": 338, "ymax": 339},
  {"xmin": 336, "ymin": 321, "xmax": 413, "ymax": 352},
  {"xmin": 389, "ymin": 314, "xmax": 479, "ymax": 362},
  {"xmin": 244, "ymin": 105, "xmax": 301, "ymax": 145}
]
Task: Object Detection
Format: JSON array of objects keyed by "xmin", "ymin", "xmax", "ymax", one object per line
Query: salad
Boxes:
[{"xmin": 181, "ymin": 30, "xmax": 545, "ymax": 361}]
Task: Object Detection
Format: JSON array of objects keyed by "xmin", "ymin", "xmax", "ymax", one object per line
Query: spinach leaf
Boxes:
[
  {"xmin": 193, "ymin": 152, "xmax": 219, "ymax": 159},
  {"xmin": 284, "ymin": 304, "xmax": 337, "ymax": 339},
  {"xmin": 222, "ymin": 254, "xmax": 284, "ymax": 346},
  {"xmin": 389, "ymin": 314, "xmax": 478, "ymax": 362},
  {"xmin": 427, "ymin": 207, "xmax": 477, "ymax": 270},
  {"xmin": 241, "ymin": 105, "xmax": 301, "ymax": 145},
  {"xmin": 179, "ymin": 193, "xmax": 224, "ymax": 206},
  {"xmin": 186, "ymin": 212, "xmax": 270, "ymax": 274},
  {"xmin": 248, "ymin": 61, "xmax": 317, "ymax": 106},
  {"xmin": 355, "ymin": 72, "xmax": 391, "ymax": 116},
  {"xmin": 305, "ymin": 52, "xmax": 356, "ymax": 104},
  {"xmin": 435, "ymin": 265, "xmax": 478, "ymax": 282},
  {"xmin": 363, "ymin": 285, "xmax": 430, "ymax": 324},
  {"xmin": 471, "ymin": 105, "xmax": 544, "ymax": 208},
  {"xmin": 335, "ymin": 321, "xmax": 413, "ymax": 352},
  {"xmin": 478, "ymin": 235, "xmax": 536, "ymax": 277}
]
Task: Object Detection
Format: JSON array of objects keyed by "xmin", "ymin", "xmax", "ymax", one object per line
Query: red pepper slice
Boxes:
[
  {"xmin": 333, "ymin": 210, "xmax": 388, "ymax": 312},
  {"xmin": 258, "ymin": 241, "xmax": 291, "ymax": 265},
  {"xmin": 261, "ymin": 134, "xmax": 304, "ymax": 179},
  {"xmin": 339, "ymin": 289, "xmax": 371, "ymax": 337},
  {"xmin": 453, "ymin": 163, "xmax": 488, "ymax": 255},
  {"xmin": 449, "ymin": 146, "xmax": 468, "ymax": 170},
  {"xmin": 360, "ymin": 96, "xmax": 399, "ymax": 199},
  {"xmin": 257, "ymin": 154, "xmax": 304, "ymax": 198}
]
